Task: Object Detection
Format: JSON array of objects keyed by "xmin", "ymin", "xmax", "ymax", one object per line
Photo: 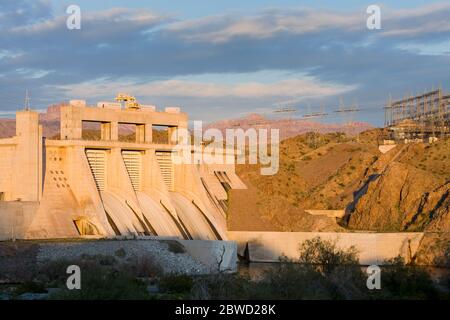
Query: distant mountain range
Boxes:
[
  {"xmin": 0, "ymin": 105, "xmax": 373, "ymax": 140},
  {"xmin": 205, "ymin": 113, "xmax": 373, "ymax": 141}
]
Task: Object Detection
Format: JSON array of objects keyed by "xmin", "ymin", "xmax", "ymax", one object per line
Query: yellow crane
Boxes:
[{"xmin": 115, "ymin": 93, "xmax": 141, "ymax": 110}]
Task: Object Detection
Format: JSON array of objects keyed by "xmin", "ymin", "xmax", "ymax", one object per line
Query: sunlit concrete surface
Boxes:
[
  {"xmin": 179, "ymin": 239, "xmax": 237, "ymax": 272},
  {"xmin": 228, "ymin": 231, "xmax": 424, "ymax": 265},
  {"xmin": 0, "ymin": 101, "xmax": 246, "ymax": 240}
]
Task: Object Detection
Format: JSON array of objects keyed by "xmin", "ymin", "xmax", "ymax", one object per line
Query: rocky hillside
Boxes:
[
  {"xmin": 228, "ymin": 131, "xmax": 381, "ymax": 232},
  {"xmin": 346, "ymin": 139, "xmax": 449, "ymax": 232},
  {"xmin": 228, "ymin": 129, "xmax": 449, "ymax": 236}
]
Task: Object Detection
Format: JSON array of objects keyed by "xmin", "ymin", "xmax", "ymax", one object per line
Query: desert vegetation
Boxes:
[{"xmin": 0, "ymin": 238, "xmax": 447, "ymax": 300}]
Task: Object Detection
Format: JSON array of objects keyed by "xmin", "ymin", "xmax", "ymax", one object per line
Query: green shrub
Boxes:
[
  {"xmin": 253, "ymin": 263, "xmax": 339, "ymax": 299},
  {"xmin": 245, "ymin": 238, "xmax": 367, "ymax": 299},
  {"xmin": 298, "ymin": 237, "xmax": 359, "ymax": 274}
]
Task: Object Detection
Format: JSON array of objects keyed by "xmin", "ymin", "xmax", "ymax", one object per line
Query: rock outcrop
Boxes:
[
  {"xmin": 413, "ymin": 232, "xmax": 450, "ymax": 267},
  {"xmin": 347, "ymin": 162, "xmax": 448, "ymax": 231},
  {"xmin": 407, "ymin": 182, "xmax": 449, "ymax": 232}
]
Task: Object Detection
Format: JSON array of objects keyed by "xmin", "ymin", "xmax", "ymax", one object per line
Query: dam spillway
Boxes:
[{"xmin": 0, "ymin": 99, "xmax": 246, "ymax": 240}]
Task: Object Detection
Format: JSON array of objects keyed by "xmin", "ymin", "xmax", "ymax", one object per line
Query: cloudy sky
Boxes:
[{"xmin": 0, "ymin": 0, "xmax": 449, "ymax": 125}]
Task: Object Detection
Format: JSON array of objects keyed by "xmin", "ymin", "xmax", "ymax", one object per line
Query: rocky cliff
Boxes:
[
  {"xmin": 346, "ymin": 140, "xmax": 449, "ymax": 232},
  {"xmin": 347, "ymin": 162, "xmax": 447, "ymax": 231}
]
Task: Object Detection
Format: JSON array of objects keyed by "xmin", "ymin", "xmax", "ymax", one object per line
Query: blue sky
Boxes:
[{"xmin": 1, "ymin": 0, "xmax": 450, "ymax": 126}]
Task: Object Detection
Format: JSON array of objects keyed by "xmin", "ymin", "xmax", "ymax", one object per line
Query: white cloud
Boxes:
[
  {"xmin": 5, "ymin": 3, "xmax": 450, "ymax": 44},
  {"xmin": 10, "ymin": 7, "xmax": 167, "ymax": 35},
  {"xmin": 0, "ymin": 50, "xmax": 22, "ymax": 60},
  {"xmin": 167, "ymin": 9, "xmax": 362, "ymax": 43},
  {"xmin": 166, "ymin": 4, "xmax": 450, "ymax": 43},
  {"xmin": 55, "ymin": 76, "xmax": 356, "ymax": 101},
  {"xmin": 15, "ymin": 67, "xmax": 52, "ymax": 79},
  {"xmin": 396, "ymin": 41, "xmax": 450, "ymax": 56},
  {"xmin": 368, "ymin": 3, "xmax": 450, "ymax": 38},
  {"xmin": 381, "ymin": 20, "xmax": 450, "ymax": 37},
  {"xmin": 386, "ymin": 2, "xmax": 450, "ymax": 19}
]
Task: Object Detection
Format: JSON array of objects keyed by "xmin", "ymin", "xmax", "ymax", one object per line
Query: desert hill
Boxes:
[
  {"xmin": 228, "ymin": 130, "xmax": 449, "ymax": 240},
  {"xmin": 346, "ymin": 138, "xmax": 450, "ymax": 232},
  {"xmin": 228, "ymin": 131, "xmax": 379, "ymax": 231}
]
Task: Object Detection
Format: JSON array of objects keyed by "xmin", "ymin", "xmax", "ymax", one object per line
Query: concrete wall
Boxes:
[
  {"xmin": 0, "ymin": 111, "xmax": 44, "ymax": 240},
  {"xmin": 104, "ymin": 148, "xmax": 147, "ymax": 234},
  {"xmin": 179, "ymin": 239, "xmax": 237, "ymax": 272},
  {"xmin": 378, "ymin": 144, "xmax": 397, "ymax": 154},
  {"xmin": 228, "ymin": 231, "xmax": 424, "ymax": 265},
  {"xmin": 305, "ymin": 210, "xmax": 345, "ymax": 218},
  {"xmin": 139, "ymin": 149, "xmax": 186, "ymax": 237},
  {"xmin": 65, "ymin": 146, "xmax": 114, "ymax": 236},
  {"xmin": 14, "ymin": 111, "xmax": 43, "ymax": 201},
  {"xmin": 0, "ymin": 111, "xmax": 43, "ymax": 202},
  {"xmin": 60, "ymin": 105, "xmax": 188, "ymax": 141},
  {"xmin": 173, "ymin": 162, "xmax": 228, "ymax": 240},
  {"xmin": 0, "ymin": 143, "xmax": 15, "ymax": 201},
  {"xmin": 25, "ymin": 145, "xmax": 113, "ymax": 239},
  {"xmin": 0, "ymin": 202, "xmax": 38, "ymax": 240}
]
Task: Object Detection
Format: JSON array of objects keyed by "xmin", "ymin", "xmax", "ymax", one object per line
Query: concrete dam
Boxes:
[
  {"xmin": 0, "ymin": 99, "xmax": 246, "ymax": 240},
  {"xmin": 0, "ymin": 97, "xmax": 425, "ymax": 266}
]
